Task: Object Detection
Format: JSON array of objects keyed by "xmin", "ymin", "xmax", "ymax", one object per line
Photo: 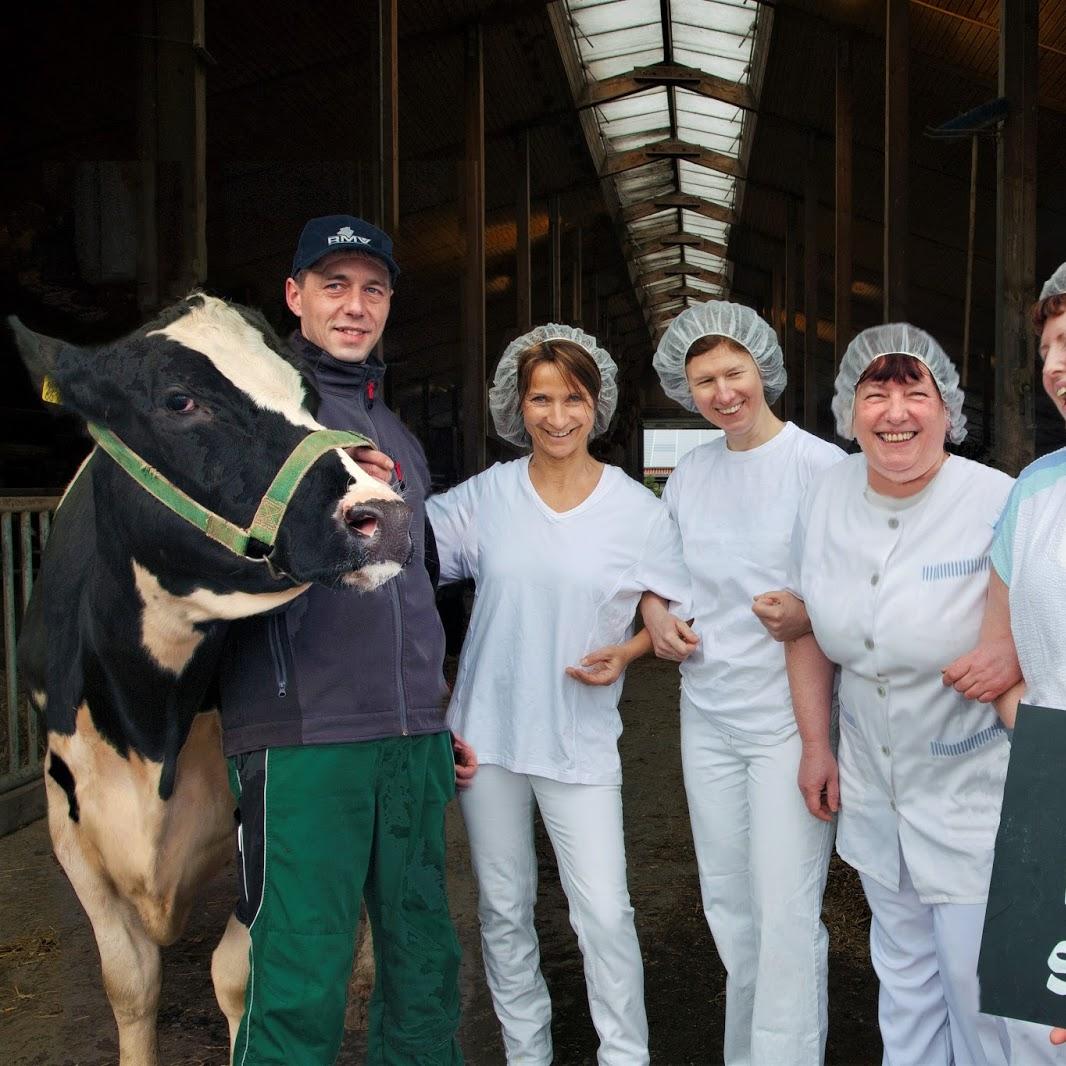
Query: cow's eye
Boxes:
[{"xmin": 164, "ymin": 393, "xmax": 197, "ymax": 414}]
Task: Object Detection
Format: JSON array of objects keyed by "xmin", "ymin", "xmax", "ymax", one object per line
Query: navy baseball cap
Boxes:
[{"xmin": 290, "ymin": 215, "xmax": 400, "ymax": 282}]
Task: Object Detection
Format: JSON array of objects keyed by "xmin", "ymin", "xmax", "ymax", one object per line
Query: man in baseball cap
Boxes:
[{"xmin": 217, "ymin": 214, "xmax": 472, "ymax": 1064}]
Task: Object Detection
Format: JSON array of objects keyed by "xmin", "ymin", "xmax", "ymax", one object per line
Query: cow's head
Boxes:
[{"xmin": 11, "ymin": 294, "xmax": 410, "ymax": 594}]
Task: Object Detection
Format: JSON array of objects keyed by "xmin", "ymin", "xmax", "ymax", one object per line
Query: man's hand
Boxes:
[
  {"xmin": 798, "ymin": 743, "xmax": 839, "ymax": 822},
  {"xmin": 452, "ymin": 732, "xmax": 478, "ymax": 790},
  {"xmin": 566, "ymin": 646, "xmax": 629, "ymax": 687},
  {"xmin": 1051, "ymin": 1028, "xmax": 1066, "ymax": 1046},
  {"xmin": 349, "ymin": 445, "xmax": 394, "ymax": 484},
  {"xmin": 942, "ymin": 637, "xmax": 1021, "ymax": 704},
  {"xmin": 752, "ymin": 590, "xmax": 811, "ymax": 642}
]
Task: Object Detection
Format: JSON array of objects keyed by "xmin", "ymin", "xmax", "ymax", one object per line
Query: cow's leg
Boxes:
[
  {"xmin": 47, "ymin": 773, "xmax": 162, "ymax": 1066},
  {"xmin": 212, "ymin": 911, "xmax": 250, "ymax": 1060},
  {"xmin": 344, "ymin": 907, "xmax": 376, "ymax": 1032}
]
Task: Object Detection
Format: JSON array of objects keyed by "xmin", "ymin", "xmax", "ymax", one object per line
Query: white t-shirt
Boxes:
[
  {"xmin": 426, "ymin": 458, "xmax": 692, "ymax": 785},
  {"xmin": 991, "ymin": 445, "xmax": 1066, "ymax": 710},
  {"xmin": 790, "ymin": 454, "xmax": 1013, "ymax": 902},
  {"xmin": 662, "ymin": 421, "xmax": 845, "ymax": 740}
]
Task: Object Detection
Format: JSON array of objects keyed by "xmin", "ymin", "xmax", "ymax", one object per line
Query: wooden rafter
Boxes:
[
  {"xmin": 602, "ymin": 139, "xmax": 744, "ymax": 180},
  {"xmin": 575, "ymin": 63, "xmax": 755, "ymax": 112}
]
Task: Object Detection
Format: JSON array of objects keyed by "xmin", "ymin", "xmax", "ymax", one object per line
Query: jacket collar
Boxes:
[{"xmin": 289, "ymin": 330, "xmax": 387, "ymax": 389}]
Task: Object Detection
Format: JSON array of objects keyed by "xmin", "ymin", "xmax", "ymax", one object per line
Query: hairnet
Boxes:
[
  {"xmin": 832, "ymin": 323, "xmax": 967, "ymax": 444},
  {"xmin": 651, "ymin": 301, "xmax": 787, "ymax": 413},
  {"xmin": 489, "ymin": 323, "xmax": 619, "ymax": 447},
  {"xmin": 1040, "ymin": 262, "xmax": 1066, "ymax": 302}
]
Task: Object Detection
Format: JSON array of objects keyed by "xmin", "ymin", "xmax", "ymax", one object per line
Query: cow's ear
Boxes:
[{"xmin": 7, "ymin": 317, "xmax": 73, "ymax": 409}]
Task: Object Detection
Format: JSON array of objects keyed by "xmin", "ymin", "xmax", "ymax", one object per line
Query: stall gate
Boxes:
[{"xmin": 1, "ymin": 498, "xmax": 58, "ymax": 820}]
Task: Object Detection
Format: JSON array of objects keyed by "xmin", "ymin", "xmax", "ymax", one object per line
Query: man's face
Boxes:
[{"xmin": 285, "ymin": 253, "xmax": 393, "ymax": 363}]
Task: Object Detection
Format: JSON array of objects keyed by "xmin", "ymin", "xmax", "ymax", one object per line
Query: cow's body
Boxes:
[{"xmin": 15, "ymin": 294, "xmax": 408, "ymax": 1064}]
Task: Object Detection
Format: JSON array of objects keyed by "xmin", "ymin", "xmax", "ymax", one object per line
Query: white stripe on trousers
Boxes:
[
  {"xmin": 681, "ymin": 701, "xmax": 834, "ymax": 1066},
  {"xmin": 459, "ymin": 764, "xmax": 650, "ymax": 1066}
]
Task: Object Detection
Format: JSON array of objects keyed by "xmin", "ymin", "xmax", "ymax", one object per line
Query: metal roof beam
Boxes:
[
  {"xmin": 576, "ymin": 63, "xmax": 755, "ymax": 113},
  {"xmin": 622, "ymin": 193, "xmax": 735, "ymax": 226},
  {"xmin": 602, "ymin": 138, "xmax": 743, "ymax": 179}
]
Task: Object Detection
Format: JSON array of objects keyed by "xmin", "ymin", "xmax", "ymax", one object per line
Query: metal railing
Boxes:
[{"xmin": 1, "ymin": 497, "xmax": 59, "ymax": 794}]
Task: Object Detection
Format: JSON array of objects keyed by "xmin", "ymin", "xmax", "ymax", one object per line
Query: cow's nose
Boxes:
[{"xmin": 344, "ymin": 503, "xmax": 383, "ymax": 538}]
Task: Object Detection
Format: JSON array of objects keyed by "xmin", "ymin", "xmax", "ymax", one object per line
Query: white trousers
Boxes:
[
  {"xmin": 859, "ymin": 845, "xmax": 1010, "ymax": 1066},
  {"xmin": 459, "ymin": 764, "xmax": 649, "ymax": 1066},
  {"xmin": 681, "ymin": 702, "xmax": 835, "ymax": 1066}
]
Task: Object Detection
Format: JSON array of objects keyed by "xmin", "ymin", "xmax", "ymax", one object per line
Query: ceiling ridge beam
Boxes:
[
  {"xmin": 622, "ymin": 193, "xmax": 735, "ymax": 225},
  {"xmin": 576, "ymin": 63, "xmax": 755, "ymax": 112},
  {"xmin": 603, "ymin": 138, "xmax": 743, "ymax": 179}
]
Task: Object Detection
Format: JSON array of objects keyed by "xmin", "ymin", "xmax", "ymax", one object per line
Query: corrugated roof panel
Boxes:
[
  {"xmin": 630, "ymin": 212, "xmax": 682, "ymax": 240},
  {"xmin": 675, "ymin": 90, "xmax": 745, "ymax": 156},
  {"xmin": 615, "ymin": 161, "xmax": 676, "ymax": 203},
  {"xmin": 682, "ymin": 210, "xmax": 730, "ymax": 244},
  {"xmin": 678, "ymin": 160, "xmax": 736, "ymax": 202},
  {"xmin": 670, "ymin": 0, "xmax": 757, "ymax": 37}
]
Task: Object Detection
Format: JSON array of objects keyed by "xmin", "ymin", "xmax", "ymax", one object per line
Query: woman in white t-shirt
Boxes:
[
  {"xmin": 786, "ymin": 324, "xmax": 1025, "ymax": 1066},
  {"xmin": 642, "ymin": 301, "xmax": 845, "ymax": 1066},
  {"xmin": 426, "ymin": 324, "xmax": 691, "ymax": 1066}
]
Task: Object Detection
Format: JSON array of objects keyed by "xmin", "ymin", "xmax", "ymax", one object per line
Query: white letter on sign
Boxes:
[{"xmin": 1047, "ymin": 941, "xmax": 1066, "ymax": 995}]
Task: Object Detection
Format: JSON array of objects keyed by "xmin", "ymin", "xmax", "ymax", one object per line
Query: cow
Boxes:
[{"xmin": 11, "ymin": 292, "xmax": 411, "ymax": 1065}]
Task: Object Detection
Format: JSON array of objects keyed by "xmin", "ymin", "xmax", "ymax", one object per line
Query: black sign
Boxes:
[{"xmin": 979, "ymin": 703, "xmax": 1066, "ymax": 1027}]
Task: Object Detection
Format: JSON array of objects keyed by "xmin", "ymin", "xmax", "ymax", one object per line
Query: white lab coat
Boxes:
[{"xmin": 791, "ymin": 454, "xmax": 1013, "ymax": 903}]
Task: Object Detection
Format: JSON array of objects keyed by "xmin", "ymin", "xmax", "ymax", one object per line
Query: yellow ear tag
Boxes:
[{"xmin": 41, "ymin": 375, "xmax": 62, "ymax": 405}]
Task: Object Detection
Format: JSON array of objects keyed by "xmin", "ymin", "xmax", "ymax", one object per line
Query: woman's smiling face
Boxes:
[
  {"xmin": 853, "ymin": 359, "xmax": 949, "ymax": 496},
  {"xmin": 521, "ymin": 361, "xmax": 595, "ymax": 460}
]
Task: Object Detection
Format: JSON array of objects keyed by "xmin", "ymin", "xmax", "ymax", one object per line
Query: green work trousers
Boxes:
[{"xmin": 228, "ymin": 732, "xmax": 463, "ymax": 1065}]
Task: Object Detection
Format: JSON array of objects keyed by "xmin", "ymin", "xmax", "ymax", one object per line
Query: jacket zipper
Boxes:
[
  {"xmin": 267, "ymin": 615, "xmax": 288, "ymax": 698},
  {"xmin": 389, "ymin": 579, "xmax": 409, "ymax": 735}
]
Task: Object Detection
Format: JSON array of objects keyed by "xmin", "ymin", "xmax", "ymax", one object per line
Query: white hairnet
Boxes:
[
  {"xmin": 832, "ymin": 323, "xmax": 967, "ymax": 444},
  {"xmin": 1040, "ymin": 262, "xmax": 1066, "ymax": 302},
  {"xmin": 652, "ymin": 301, "xmax": 787, "ymax": 412},
  {"xmin": 489, "ymin": 323, "xmax": 618, "ymax": 447}
]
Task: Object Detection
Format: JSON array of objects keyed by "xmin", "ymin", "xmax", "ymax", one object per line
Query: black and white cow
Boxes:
[{"xmin": 12, "ymin": 293, "xmax": 410, "ymax": 1065}]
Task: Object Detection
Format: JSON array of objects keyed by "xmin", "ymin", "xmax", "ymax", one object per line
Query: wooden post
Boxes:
[
  {"xmin": 571, "ymin": 225, "xmax": 583, "ymax": 325},
  {"xmin": 378, "ymin": 0, "xmax": 399, "ymax": 236},
  {"xmin": 995, "ymin": 0, "xmax": 1038, "ymax": 474},
  {"xmin": 137, "ymin": 0, "xmax": 206, "ymax": 312},
  {"xmin": 883, "ymin": 0, "xmax": 908, "ymax": 321},
  {"xmin": 516, "ymin": 130, "xmax": 532, "ymax": 333},
  {"xmin": 550, "ymin": 195, "xmax": 562, "ymax": 321},
  {"xmin": 782, "ymin": 197, "xmax": 799, "ymax": 423},
  {"xmin": 835, "ymin": 32, "xmax": 853, "ymax": 370},
  {"xmin": 803, "ymin": 137, "xmax": 819, "ymax": 432},
  {"xmin": 461, "ymin": 23, "xmax": 486, "ymax": 476},
  {"xmin": 771, "ymin": 265, "xmax": 785, "ymax": 418}
]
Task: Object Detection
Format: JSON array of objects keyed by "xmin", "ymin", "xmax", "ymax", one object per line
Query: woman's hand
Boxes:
[
  {"xmin": 640, "ymin": 593, "xmax": 699, "ymax": 662},
  {"xmin": 566, "ymin": 646, "xmax": 629, "ymax": 686},
  {"xmin": 752, "ymin": 590, "xmax": 811, "ymax": 642},
  {"xmin": 798, "ymin": 742, "xmax": 839, "ymax": 822},
  {"xmin": 942, "ymin": 637, "xmax": 1021, "ymax": 703},
  {"xmin": 1051, "ymin": 1028, "xmax": 1066, "ymax": 1046},
  {"xmin": 452, "ymin": 732, "xmax": 478, "ymax": 790}
]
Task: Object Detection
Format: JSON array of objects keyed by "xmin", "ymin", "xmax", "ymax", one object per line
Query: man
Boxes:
[{"xmin": 218, "ymin": 215, "xmax": 470, "ymax": 1065}]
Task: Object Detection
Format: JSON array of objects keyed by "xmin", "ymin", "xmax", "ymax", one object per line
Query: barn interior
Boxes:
[{"xmin": 2, "ymin": 0, "xmax": 1063, "ymax": 496}]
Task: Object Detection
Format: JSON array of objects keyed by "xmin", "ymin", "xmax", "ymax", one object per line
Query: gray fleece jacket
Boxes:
[{"xmin": 217, "ymin": 334, "xmax": 450, "ymax": 756}]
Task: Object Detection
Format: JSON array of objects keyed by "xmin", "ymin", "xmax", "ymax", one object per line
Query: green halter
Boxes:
[{"xmin": 86, "ymin": 423, "xmax": 375, "ymax": 560}]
